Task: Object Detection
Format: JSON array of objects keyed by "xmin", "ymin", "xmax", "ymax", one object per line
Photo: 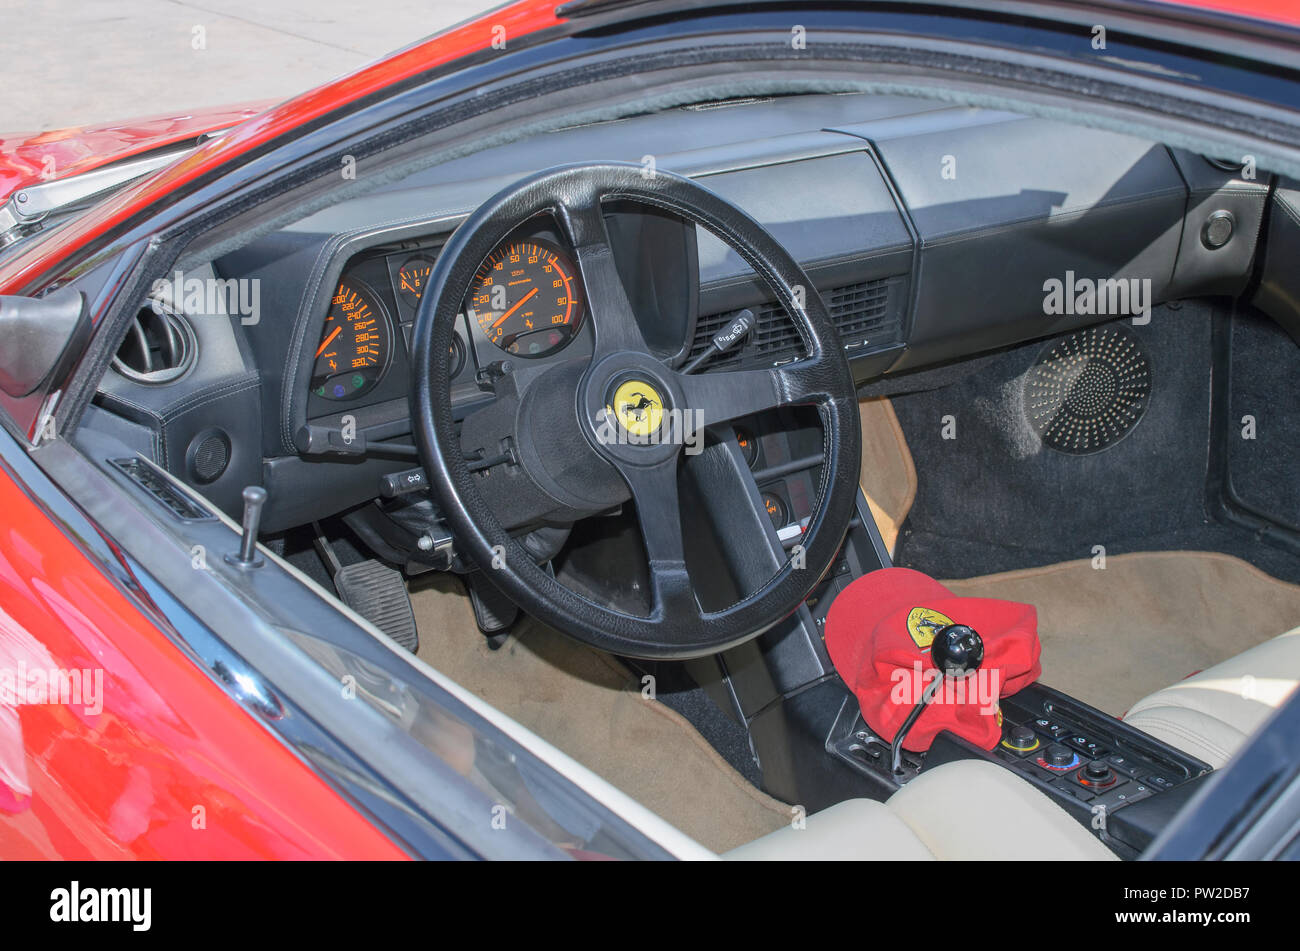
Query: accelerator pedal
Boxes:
[
  {"xmin": 334, "ymin": 560, "xmax": 419, "ymax": 653},
  {"xmin": 464, "ymin": 571, "xmax": 519, "ymax": 648}
]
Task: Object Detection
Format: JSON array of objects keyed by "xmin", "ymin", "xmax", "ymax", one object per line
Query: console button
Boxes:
[
  {"xmin": 1082, "ymin": 762, "xmax": 1116, "ymax": 785},
  {"xmin": 1094, "ymin": 783, "xmax": 1154, "ymax": 811},
  {"xmin": 1067, "ymin": 735, "xmax": 1111, "ymax": 759},
  {"xmin": 1031, "ymin": 716, "xmax": 1071, "ymax": 739},
  {"xmin": 1036, "ymin": 745, "xmax": 1081, "ymax": 773},
  {"xmin": 1143, "ymin": 774, "xmax": 1177, "ymax": 791},
  {"xmin": 1105, "ymin": 753, "xmax": 1141, "ymax": 778},
  {"xmin": 1085, "ymin": 761, "xmax": 1111, "ymax": 780},
  {"xmin": 1000, "ymin": 725, "xmax": 1042, "ymax": 755},
  {"xmin": 1076, "ymin": 762, "xmax": 1127, "ymax": 792}
]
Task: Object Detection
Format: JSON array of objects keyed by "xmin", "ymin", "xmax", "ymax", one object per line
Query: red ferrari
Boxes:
[{"xmin": 1, "ymin": 0, "xmax": 1298, "ymax": 867}]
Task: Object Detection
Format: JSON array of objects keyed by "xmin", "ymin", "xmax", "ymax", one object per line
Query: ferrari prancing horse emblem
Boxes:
[
  {"xmin": 610, "ymin": 379, "xmax": 664, "ymax": 438},
  {"xmin": 906, "ymin": 606, "xmax": 954, "ymax": 652}
]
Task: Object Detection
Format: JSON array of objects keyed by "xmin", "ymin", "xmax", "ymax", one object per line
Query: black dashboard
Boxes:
[{"xmin": 86, "ymin": 91, "xmax": 1281, "ymax": 533}]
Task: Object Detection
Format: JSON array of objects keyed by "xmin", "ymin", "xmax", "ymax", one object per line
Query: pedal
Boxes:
[
  {"xmin": 333, "ymin": 560, "xmax": 418, "ymax": 652},
  {"xmin": 464, "ymin": 571, "xmax": 519, "ymax": 639}
]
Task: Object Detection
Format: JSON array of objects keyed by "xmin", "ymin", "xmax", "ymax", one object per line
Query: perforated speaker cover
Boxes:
[
  {"xmin": 188, "ymin": 429, "xmax": 231, "ymax": 484},
  {"xmin": 1025, "ymin": 325, "xmax": 1151, "ymax": 455}
]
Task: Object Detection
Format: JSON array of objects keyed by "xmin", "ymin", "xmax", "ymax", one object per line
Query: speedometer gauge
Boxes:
[
  {"xmin": 311, "ymin": 279, "xmax": 392, "ymax": 401},
  {"xmin": 466, "ymin": 239, "xmax": 583, "ymax": 358}
]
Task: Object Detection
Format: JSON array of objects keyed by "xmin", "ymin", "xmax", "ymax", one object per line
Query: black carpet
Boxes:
[
  {"xmin": 629, "ymin": 660, "xmax": 764, "ymax": 787},
  {"xmin": 887, "ymin": 301, "xmax": 1300, "ymax": 584},
  {"xmin": 1227, "ymin": 307, "xmax": 1300, "ymax": 531}
]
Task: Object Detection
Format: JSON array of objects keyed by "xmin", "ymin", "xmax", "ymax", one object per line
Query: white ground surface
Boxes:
[{"xmin": 1, "ymin": 0, "xmax": 503, "ymax": 132}]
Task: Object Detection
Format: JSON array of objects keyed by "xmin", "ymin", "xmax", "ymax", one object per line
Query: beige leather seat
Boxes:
[
  {"xmin": 1124, "ymin": 625, "xmax": 1300, "ymax": 768},
  {"xmin": 726, "ymin": 759, "xmax": 1116, "ymax": 860}
]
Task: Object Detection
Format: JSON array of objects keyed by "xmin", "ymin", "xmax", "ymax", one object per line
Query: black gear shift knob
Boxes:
[
  {"xmin": 931, "ymin": 624, "xmax": 984, "ymax": 676},
  {"xmin": 888, "ymin": 623, "xmax": 985, "ymax": 777}
]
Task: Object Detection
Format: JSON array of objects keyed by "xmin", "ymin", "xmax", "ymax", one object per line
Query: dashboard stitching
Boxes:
[
  {"xmin": 161, "ymin": 377, "xmax": 260, "ymax": 424},
  {"xmin": 151, "ymin": 372, "xmax": 261, "ymax": 422}
]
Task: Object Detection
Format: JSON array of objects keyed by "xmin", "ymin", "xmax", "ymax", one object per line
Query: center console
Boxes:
[{"xmin": 828, "ymin": 681, "xmax": 1212, "ymax": 857}]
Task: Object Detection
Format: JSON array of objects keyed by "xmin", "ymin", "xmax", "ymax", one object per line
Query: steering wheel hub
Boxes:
[{"xmin": 583, "ymin": 351, "xmax": 685, "ymax": 468}]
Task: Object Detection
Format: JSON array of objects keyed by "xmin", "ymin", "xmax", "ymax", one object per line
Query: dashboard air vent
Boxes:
[
  {"xmin": 112, "ymin": 301, "xmax": 197, "ymax": 385},
  {"xmin": 687, "ymin": 276, "xmax": 905, "ymax": 371},
  {"xmin": 110, "ymin": 457, "xmax": 213, "ymax": 521}
]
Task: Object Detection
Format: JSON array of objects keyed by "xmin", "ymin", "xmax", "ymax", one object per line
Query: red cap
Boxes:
[{"xmin": 824, "ymin": 568, "xmax": 1041, "ymax": 751}]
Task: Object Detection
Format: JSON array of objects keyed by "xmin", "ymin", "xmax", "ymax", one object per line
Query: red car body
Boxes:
[
  {"xmin": 0, "ymin": 457, "xmax": 407, "ymax": 859},
  {"xmin": 0, "ymin": 0, "xmax": 1292, "ymax": 860}
]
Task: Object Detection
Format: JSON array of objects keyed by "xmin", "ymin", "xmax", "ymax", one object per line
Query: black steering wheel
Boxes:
[{"xmin": 411, "ymin": 163, "xmax": 860, "ymax": 659}]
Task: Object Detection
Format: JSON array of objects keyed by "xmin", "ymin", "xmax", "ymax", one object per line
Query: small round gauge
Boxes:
[
  {"xmin": 311, "ymin": 280, "xmax": 392, "ymax": 401},
  {"xmin": 396, "ymin": 254, "xmax": 436, "ymax": 311},
  {"xmin": 735, "ymin": 426, "xmax": 759, "ymax": 468},
  {"xmin": 466, "ymin": 239, "xmax": 583, "ymax": 358},
  {"xmin": 760, "ymin": 490, "xmax": 787, "ymax": 529},
  {"xmin": 448, "ymin": 332, "xmax": 467, "ymax": 379}
]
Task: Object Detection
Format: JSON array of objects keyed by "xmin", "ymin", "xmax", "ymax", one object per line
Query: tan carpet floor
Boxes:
[
  {"xmin": 945, "ymin": 550, "xmax": 1300, "ymax": 716},
  {"xmin": 411, "ymin": 574, "xmax": 790, "ymax": 852},
  {"xmin": 858, "ymin": 397, "xmax": 916, "ymax": 557}
]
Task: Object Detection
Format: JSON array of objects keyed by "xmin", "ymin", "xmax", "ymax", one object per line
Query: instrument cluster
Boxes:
[{"xmin": 307, "ymin": 220, "xmax": 588, "ymax": 410}]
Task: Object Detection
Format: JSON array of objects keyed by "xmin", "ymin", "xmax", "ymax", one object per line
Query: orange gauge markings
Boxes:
[{"xmin": 465, "ymin": 239, "xmax": 583, "ymax": 359}]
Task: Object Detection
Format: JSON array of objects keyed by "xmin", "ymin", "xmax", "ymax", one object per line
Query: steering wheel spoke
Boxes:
[
  {"xmin": 557, "ymin": 193, "xmax": 651, "ymax": 360},
  {"xmin": 678, "ymin": 355, "xmax": 831, "ymax": 429},
  {"xmin": 616, "ymin": 456, "xmax": 701, "ymax": 618}
]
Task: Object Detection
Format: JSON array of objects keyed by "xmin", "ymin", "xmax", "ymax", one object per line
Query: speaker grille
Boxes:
[
  {"xmin": 188, "ymin": 429, "xmax": 230, "ymax": 484},
  {"xmin": 1026, "ymin": 325, "xmax": 1151, "ymax": 455}
]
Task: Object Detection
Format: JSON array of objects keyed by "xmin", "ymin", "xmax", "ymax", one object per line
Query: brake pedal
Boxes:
[{"xmin": 334, "ymin": 560, "xmax": 419, "ymax": 653}]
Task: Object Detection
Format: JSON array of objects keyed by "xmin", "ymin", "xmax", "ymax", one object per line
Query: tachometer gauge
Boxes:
[
  {"xmin": 311, "ymin": 280, "xmax": 392, "ymax": 401},
  {"xmin": 396, "ymin": 254, "xmax": 436, "ymax": 310},
  {"xmin": 466, "ymin": 239, "xmax": 583, "ymax": 358}
]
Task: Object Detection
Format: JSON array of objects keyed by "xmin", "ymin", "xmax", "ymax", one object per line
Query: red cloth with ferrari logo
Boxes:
[{"xmin": 824, "ymin": 568, "xmax": 1042, "ymax": 752}]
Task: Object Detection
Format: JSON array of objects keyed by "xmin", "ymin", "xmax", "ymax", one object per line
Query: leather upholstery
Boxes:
[
  {"xmin": 726, "ymin": 760, "xmax": 1117, "ymax": 861},
  {"xmin": 1124, "ymin": 625, "xmax": 1300, "ymax": 768}
]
